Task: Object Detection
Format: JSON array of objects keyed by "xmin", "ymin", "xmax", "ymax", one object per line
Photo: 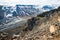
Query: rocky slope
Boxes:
[{"xmin": 0, "ymin": 7, "xmax": 60, "ymax": 40}]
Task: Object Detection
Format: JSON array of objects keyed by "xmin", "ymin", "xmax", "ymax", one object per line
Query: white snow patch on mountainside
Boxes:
[{"xmin": 6, "ymin": 14, "xmax": 13, "ymax": 18}]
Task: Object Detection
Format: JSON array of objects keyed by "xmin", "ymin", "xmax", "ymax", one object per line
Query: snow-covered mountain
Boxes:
[
  {"xmin": 0, "ymin": 5, "xmax": 40, "ymax": 25},
  {"xmin": 0, "ymin": 4, "xmax": 60, "ymax": 25},
  {"xmin": 0, "ymin": 4, "xmax": 60, "ymax": 18},
  {"xmin": 43, "ymin": 5, "xmax": 54, "ymax": 11},
  {"xmin": 0, "ymin": 4, "xmax": 59, "ymax": 18},
  {"xmin": 1, "ymin": 5, "xmax": 40, "ymax": 17},
  {"xmin": 41, "ymin": 5, "xmax": 58, "ymax": 12}
]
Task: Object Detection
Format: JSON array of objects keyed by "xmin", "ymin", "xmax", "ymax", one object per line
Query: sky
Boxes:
[{"xmin": 0, "ymin": 0, "xmax": 60, "ymax": 7}]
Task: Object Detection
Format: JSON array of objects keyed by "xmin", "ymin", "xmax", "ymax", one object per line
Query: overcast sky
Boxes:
[{"xmin": 0, "ymin": 0, "xmax": 60, "ymax": 7}]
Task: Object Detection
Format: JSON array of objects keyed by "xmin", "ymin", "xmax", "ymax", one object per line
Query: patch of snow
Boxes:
[{"xmin": 6, "ymin": 14, "xmax": 13, "ymax": 18}]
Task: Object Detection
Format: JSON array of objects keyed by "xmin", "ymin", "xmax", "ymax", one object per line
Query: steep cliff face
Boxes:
[{"xmin": 0, "ymin": 7, "xmax": 60, "ymax": 40}]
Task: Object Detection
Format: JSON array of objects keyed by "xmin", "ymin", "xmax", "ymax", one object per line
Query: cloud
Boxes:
[
  {"xmin": 0, "ymin": 0, "xmax": 38, "ymax": 6},
  {"xmin": 38, "ymin": 0, "xmax": 60, "ymax": 7},
  {"xmin": 0, "ymin": 0, "xmax": 60, "ymax": 8}
]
